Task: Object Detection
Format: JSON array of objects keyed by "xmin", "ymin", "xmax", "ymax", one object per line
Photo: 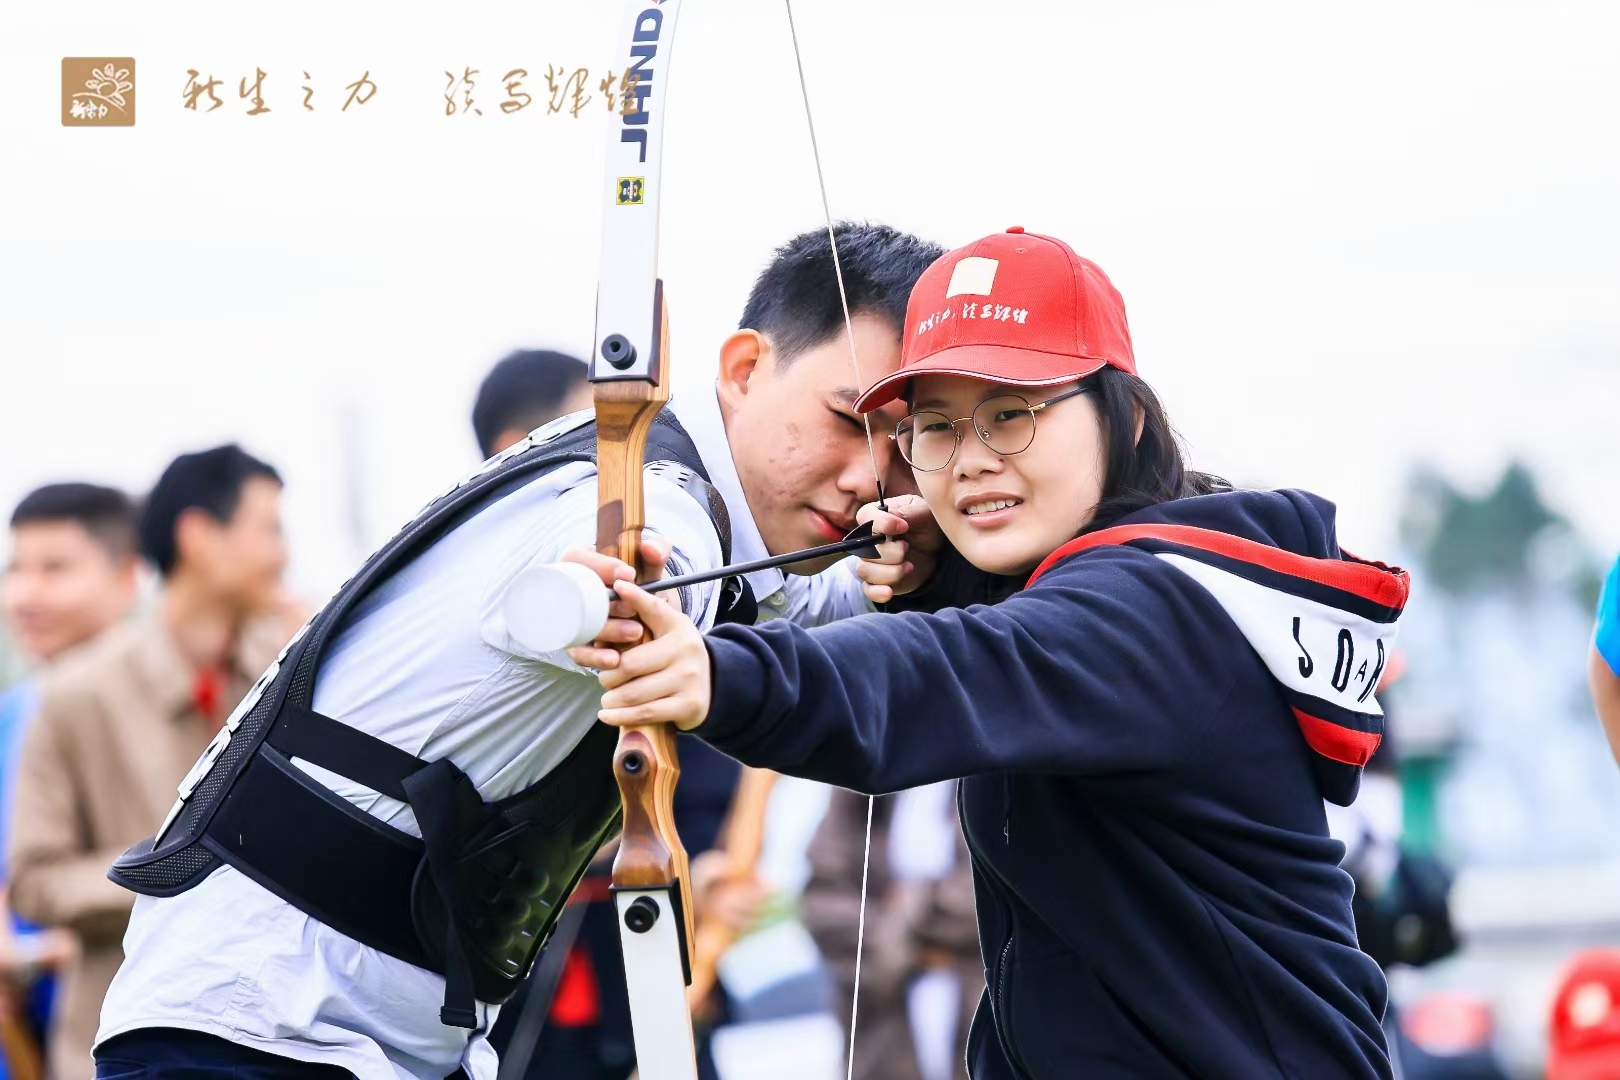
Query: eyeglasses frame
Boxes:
[{"xmin": 889, "ymin": 384, "xmax": 1094, "ymax": 472}]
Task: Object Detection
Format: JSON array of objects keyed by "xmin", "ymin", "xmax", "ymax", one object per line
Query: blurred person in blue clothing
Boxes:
[
  {"xmin": 0, "ymin": 484, "xmax": 140, "ymax": 1074},
  {"xmin": 1592, "ymin": 555, "xmax": 1620, "ymax": 755}
]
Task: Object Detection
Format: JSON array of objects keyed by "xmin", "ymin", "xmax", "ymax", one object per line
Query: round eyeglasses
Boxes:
[{"xmin": 890, "ymin": 386, "xmax": 1093, "ymax": 472}]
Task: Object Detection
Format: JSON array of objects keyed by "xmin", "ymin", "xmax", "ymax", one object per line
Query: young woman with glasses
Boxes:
[{"xmin": 568, "ymin": 228, "xmax": 1409, "ymax": 1080}]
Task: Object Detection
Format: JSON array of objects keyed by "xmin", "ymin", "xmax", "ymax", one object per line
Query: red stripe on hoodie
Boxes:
[{"xmin": 1029, "ymin": 523, "xmax": 1410, "ymax": 610}]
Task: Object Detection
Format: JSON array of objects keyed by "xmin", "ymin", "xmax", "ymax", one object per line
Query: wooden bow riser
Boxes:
[{"xmin": 599, "ymin": 286, "xmax": 697, "ymax": 968}]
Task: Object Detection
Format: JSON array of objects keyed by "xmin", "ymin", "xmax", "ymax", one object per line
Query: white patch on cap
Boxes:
[{"xmin": 945, "ymin": 257, "xmax": 998, "ymax": 298}]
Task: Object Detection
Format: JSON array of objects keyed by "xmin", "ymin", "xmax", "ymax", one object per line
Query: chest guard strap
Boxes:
[{"xmin": 110, "ymin": 409, "xmax": 730, "ymax": 1027}]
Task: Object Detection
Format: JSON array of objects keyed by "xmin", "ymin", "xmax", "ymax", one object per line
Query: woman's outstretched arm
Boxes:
[{"xmin": 589, "ymin": 546, "xmax": 1236, "ymax": 796}]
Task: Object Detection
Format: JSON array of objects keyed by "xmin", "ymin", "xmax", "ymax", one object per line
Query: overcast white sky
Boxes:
[{"xmin": 2, "ymin": 0, "xmax": 1617, "ymax": 602}]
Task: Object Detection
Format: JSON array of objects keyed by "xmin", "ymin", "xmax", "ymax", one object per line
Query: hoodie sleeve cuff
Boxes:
[{"xmin": 693, "ymin": 632, "xmax": 770, "ymax": 750}]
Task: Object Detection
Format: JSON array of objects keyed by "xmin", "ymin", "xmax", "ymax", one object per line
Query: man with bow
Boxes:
[{"xmin": 90, "ymin": 221, "xmax": 941, "ymax": 1080}]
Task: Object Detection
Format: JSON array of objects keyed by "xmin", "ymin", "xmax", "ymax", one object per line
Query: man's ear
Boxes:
[
  {"xmin": 172, "ymin": 507, "xmax": 217, "ymax": 569},
  {"xmin": 716, "ymin": 330, "xmax": 768, "ymax": 412}
]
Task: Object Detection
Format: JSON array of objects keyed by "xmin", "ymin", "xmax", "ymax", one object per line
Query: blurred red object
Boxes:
[
  {"xmin": 1401, "ymin": 991, "xmax": 1494, "ymax": 1056},
  {"xmin": 1548, "ymin": 949, "xmax": 1620, "ymax": 1080},
  {"xmin": 548, "ymin": 945, "xmax": 601, "ymax": 1028}
]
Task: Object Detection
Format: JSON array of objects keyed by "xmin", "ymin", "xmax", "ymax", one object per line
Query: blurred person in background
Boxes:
[
  {"xmin": 1, "ymin": 486, "xmax": 139, "ymax": 672},
  {"xmin": 471, "ymin": 349, "xmax": 592, "ymax": 460},
  {"xmin": 803, "ymin": 786, "xmax": 980, "ymax": 1080},
  {"xmin": 1591, "ymin": 554, "xmax": 1620, "ymax": 754},
  {"xmin": 0, "ymin": 485, "xmax": 140, "ymax": 1078},
  {"xmin": 8, "ymin": 446, "xmax": 296, "ymax": 1080},
  {"xmin": 1325, "ymin": 659, "xmax": 1510, "ymax": 1080}
]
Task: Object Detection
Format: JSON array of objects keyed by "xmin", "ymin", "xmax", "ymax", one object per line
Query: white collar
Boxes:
[{"xmin": 672, "ymin": 384, "xmax": 786, "ymax": 604}]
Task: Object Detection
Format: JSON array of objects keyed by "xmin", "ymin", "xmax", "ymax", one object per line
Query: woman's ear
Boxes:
[
  {"xmin": 716, "ymin": 330, "xmax": 767, "ymax": 412},
  {"xmin": 1133, "ymin": 400, "xmax": 1146, "ymax": 448}
]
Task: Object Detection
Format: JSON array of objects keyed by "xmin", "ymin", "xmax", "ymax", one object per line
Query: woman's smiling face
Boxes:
[{"xmin": 908, "ymin": 374, "xmax": 1108, "ymax": 576}]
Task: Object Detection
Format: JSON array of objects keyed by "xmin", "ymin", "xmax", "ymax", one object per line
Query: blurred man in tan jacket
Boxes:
[
  {"xmin": 8, "ymin": 446, "xmax": 297, "ymax": 1080},
  {"xmin": 0, "ymin": 483, "xmax": 142, "ymax": 1075},
  {"xmin": 803, "ymin": 786, "xmax": 982, "ymax": 1080}
]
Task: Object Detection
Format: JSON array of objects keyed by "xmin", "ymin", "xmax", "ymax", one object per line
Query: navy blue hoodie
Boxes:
[{"xmin": 697, "ymin": 490, "xmax": 1405, "ymax": 1080}]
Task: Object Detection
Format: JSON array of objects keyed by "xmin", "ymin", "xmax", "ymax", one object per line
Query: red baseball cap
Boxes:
[
  {"xmin": 855, "ymin": 227, "xmax": 1137, "ymax": 413},
  {"xmin": 1549, "ymin": 950, "xmax": 1620, "ymax": 1080}
]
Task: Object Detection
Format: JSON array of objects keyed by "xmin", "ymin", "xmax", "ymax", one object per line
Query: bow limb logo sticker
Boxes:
[
  {"xmin": 616, "ymin": 176, "xmax": 645, "ymax": 205},
  {"xmin": 62, "ymin": 58, "xmax": 136, "ymax": 126}
]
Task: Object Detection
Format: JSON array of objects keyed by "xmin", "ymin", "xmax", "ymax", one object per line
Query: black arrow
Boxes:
[{"xmin": 643, "ymin": 521, "xmax": 883, "ymax": 595}]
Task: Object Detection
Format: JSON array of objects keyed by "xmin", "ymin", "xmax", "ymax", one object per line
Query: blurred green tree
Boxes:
[{"xmin": 1399, "ymin": 461, "xmax": 1602, "ymax": 607}]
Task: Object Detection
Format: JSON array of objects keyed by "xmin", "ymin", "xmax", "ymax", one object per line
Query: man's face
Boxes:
[
  {"xmin": 720, "ymin": 313, "xmax": 911, "ymax": 570},
  {"xmin": 2, "ymin": 521, "xmax": 137, "ymax": 662},
  {"xmin": 181, "ymin": 476, "xmax": 289, "ymax": 613}
]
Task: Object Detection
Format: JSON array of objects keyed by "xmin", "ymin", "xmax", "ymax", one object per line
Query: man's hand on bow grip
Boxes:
[
  {"xmin": 855, "ymin": 493, "xmax": 940, "ymax": 603},
  {"xmin": 575, "ymin": 581, "xmax": 711, "ymax": 732},
  {"xmin": 560, "ymin": 536, "xmax": 679, "ymax": 664}
]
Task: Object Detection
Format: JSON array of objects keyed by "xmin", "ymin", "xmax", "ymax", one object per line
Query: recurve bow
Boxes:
[
  {"xmin": 588, "ymin": 3, "xmax": 880, "ymax": 1077},
  {"xmin": 592, "ymin": 3, "xmax": 698, "ymax": 1079}
]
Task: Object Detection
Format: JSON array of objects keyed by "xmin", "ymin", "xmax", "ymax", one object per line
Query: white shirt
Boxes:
[{"xmin": 97, "ymin": 396, "xmax": 872, "ymax": 1079}]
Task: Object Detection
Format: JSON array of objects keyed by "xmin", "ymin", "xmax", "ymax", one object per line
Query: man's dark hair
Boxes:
[
  {"xmin": 139, "ymin": 444, "xmax": 281, "ymax": 576},
  {"xmin": 10, "ymin": 483, "xmax": 138, "ymax": 558},
  {"xmin": 739, "ymin": 222, "xmax": 945, "ymax": 364},
  {"xmin": 472, "ymin": 350, "xmax": 590, "ymax": 457}
]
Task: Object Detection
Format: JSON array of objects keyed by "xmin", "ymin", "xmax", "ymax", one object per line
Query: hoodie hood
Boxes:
[{"xmin": 1027, "ymin": 490, "xmax": 1411, "ymax": 806}]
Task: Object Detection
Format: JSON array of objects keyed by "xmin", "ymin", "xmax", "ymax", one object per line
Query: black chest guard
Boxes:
[{"xmin": 110, "ymin": 409, "xmax": 733, "ymax": 1028}]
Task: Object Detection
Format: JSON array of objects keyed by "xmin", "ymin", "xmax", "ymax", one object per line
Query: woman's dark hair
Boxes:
[
  {"xmin": 884, "ymin": 367, "xmax": 1228, "ymax": 611},
  {"xmin": 1078, "ymin": 365, "xmax": 1228, "ymax": 533}
]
